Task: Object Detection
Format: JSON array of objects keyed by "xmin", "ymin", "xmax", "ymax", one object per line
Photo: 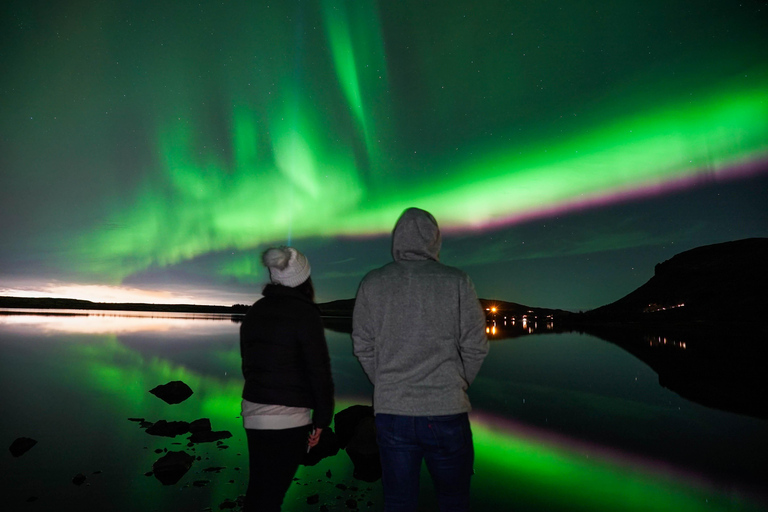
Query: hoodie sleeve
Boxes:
[
  {"xmin": 458, "ymin": 275, "xmax": 489, "ymax": 385},
  {"xmin": 352, "ymin": 280, "xmax": 377, "ymax": 384}
]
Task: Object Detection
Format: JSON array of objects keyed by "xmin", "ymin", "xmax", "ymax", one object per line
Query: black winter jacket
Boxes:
[{"xmin": 240, "ymin": 284, "xmax": 335, "ymax": 428}]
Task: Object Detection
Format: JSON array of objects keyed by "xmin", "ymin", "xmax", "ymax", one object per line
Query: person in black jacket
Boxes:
[{"xmin": 240, "ymin": 246, "xmax": 335, "ymax": 511}]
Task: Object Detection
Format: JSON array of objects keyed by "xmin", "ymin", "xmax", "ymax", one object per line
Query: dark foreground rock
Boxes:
[
  {"xmin": 334, "ymin": 405, "xmax": 374, "ymax": 448},
  {"xmin": 335, "ymin": 405, "xmax": 381, "ymax": 481},
  {"xmin": 9, "ymin": 437, "xmax": 37, "ymax": 457},
  {"xmin": 146, "ymin": 420, "xmax": 191, "ymax": 438},
  {"xmin": 345, "ymin": 415, "xmax": 381, "ymax": 482},
  {"xmin": 188, "ymin": 418, "xmax": 212, "ymax": 432},
  {"xmin": 149, "ymin": 381, "xmax": 194, "ymax": 404},
  {"xmin": 152, "ymin": 450, "xmax": 194, "ymax": 485},
  {"xmin": 187, "ymin": 430, "xmax": 232, "ymax": 444}
]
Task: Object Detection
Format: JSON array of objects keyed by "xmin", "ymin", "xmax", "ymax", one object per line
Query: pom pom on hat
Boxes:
[{"xmin": 262, "ymin": 246, "xmax": 311, "ymax": 287}]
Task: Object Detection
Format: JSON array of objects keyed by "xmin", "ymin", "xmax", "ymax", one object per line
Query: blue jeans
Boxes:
[{"xmin": 375, "ymin": 413, "xmax": 474, "ymax": 512}]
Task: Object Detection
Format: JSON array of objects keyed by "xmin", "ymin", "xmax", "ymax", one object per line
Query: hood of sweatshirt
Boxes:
[{"xmin": 391, "ymin": 208, "xmax": 442, "ymax": 262}]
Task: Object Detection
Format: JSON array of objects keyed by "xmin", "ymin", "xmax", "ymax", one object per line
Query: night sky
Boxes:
[{"xmin": 2, "ymin": 0, "xmax": 767, "ymax": 311}]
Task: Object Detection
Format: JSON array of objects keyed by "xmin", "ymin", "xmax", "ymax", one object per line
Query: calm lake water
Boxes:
[{"xmin": 1, "ymin": 310, "xmax": 766, "ymax": 512}]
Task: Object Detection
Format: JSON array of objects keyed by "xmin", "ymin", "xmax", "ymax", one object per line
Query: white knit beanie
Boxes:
[{"xmin": 262, "ymin": 246, "xmax": 311, "ymax": 287}]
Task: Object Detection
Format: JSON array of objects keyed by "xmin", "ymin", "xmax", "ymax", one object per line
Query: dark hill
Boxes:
[
  {"xmin": 569, "ymin": 238, "xmax": 768, "ymax": 419},
  {"xmin": 583, "ymin": 238, "xmax": 768, "ymax": 325}
]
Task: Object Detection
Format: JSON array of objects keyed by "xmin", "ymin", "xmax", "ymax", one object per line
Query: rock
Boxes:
[
  {"xmin": 152, "ymin": 451, "xmax": 194, "ymax": 485},
  {"xmin": 146, "ymin": 420, "xmax": 190, "ymax": 438},
  {"xmin": 331, "ymin": 404, "xmax": 382, "ymax": 482},
  {"xmin": 219, "ymin": 498, "xmax": 238, "ymax": 509},
  {"xmin": 188, "ymin": 430, "xmax": 232, "ymax": 444},
  {"xmin": 334, "ymin": 405, "xmax": 374, "ymax": 448},
  {"xmin": 9, "ymin": 437, "xmax": 37, "ymax": 457},
  {"xmin": 189, "ymin": 418, "xmax": 212, "ymax": 432},
  {"xmin": 149, "ymin": 381, "xmax": 194, "ymax": 404},
  {"xmin": 346, "ymin": 416, "xmax": 381, "ymax": 482},
  {"xmin": 306, "ymin": 493, "xmax": 320, "ymax": 504}
]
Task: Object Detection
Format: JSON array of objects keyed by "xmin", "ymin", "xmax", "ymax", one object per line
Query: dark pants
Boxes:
[
  {"xmin": 244, "ymin": 424, "xmax": 311, "ymax": 512},
  {"xmin": 375, "ymin": 413, "xmax": 474, "ymax": 512}
]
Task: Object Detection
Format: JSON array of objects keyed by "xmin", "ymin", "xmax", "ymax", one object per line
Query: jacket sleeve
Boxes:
[
  {"xmin": 299, "ymin": 307, "xmax": 335, "ymax": 428},
  {"xmin": 351, "ymin": 280, "xmax": 377, "ymax": 384},
  {"xmin": 458, "ymin": 275, "xmax": 489, "ymax": 385}
]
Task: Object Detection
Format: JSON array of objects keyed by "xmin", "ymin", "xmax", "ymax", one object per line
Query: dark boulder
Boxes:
[
  {"xmin": 152, "ymin": 450, "xmax": 194, "ymax": 485},
  {"xmin": 346, "ymin": 416, "xmax": 381, "ymax": 482},
  {"xmin": 189, "ymin": 418, "xmax": 212, "ymax": 432},
  {"xmin": 188, "ymin": 430, "xmax": 232, "ymax": 444},
  {"xmin": 334, "ymin": 405, "xmax": 374, "ymax": 448},
  {"xmin": 146, "ymin": 420, "xmax": 191, "ymax": 438},
  {"xmin": 9, "ymin": 437, "xmax": 37, "ymax": 457},
  {"xmin": 149, "ymin": 381, "xmax": 194, "ymax": 404},
  {"xmin": 334, "ymin": 406, "xmax": 381, "ymax": 482}
]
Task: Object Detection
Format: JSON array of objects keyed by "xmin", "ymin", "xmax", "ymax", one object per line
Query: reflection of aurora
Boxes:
[
  {"xmin": 471, "ymin": 413, "xmax": 761, "ymax": 512},
  {"xmin": 51, "ymin": 343, "xmax": 768, "ymax": 510},
  {"xmin": 4, "ymin": 316, "xmax": 763, "ymax": 511}
]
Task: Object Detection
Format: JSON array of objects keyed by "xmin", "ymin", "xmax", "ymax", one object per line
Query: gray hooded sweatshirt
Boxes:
[{"xmin": 352, "ymin": 208, "xmax": 489, "ymax": 416}]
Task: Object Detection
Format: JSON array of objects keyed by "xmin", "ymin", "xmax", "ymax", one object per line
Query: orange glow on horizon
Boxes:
[{"xmin": 0, "ymin": 283, "xmax": 239, "ymax": 306}]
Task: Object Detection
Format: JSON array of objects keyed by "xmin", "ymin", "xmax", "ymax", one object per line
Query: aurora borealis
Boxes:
[{"xmin": 2, "ymin": 0, "xmax": 767, "ymax": 310}]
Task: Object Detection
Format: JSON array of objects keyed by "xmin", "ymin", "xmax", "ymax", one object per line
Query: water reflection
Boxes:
[
  {"xmin": 577, "ymin": 324, "xmax": 768, "ymax": 420},
  {"xmin": 1, "ymin": 311, "xmax": 766, "ymax": 511},
  {"xmin": 0, "ymin": 308, "xmax": 240, "ymax": 334},
  {"xmin": 485, "ymin": 310, "xmax": 557, "ymax": 339}
]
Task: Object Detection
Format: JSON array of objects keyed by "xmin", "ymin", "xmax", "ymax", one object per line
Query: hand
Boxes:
[{"xmin": 307, "ymin": 427, "xmax": 323, "ymax": 449}]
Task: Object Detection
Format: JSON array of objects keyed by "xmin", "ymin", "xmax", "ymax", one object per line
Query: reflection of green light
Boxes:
[
  {"xmin": 7, "ymin": 326, "xmax": 765, "ymax": 511},
  {"xmin": 471, "ymin": 419, "xmax": 764, "ymax": 512}
]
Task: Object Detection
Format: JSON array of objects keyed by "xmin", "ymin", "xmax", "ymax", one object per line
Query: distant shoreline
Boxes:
[
  {"xmin": 0, "ymin": 296, "xmax": 249, "ymax": 315},
  {"xmin": 0, "ymin": 295, "xmax": 562, "ymax": 319}
]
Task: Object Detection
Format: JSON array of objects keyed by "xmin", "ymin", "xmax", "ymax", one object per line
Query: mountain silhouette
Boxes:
[
  {"xmin": 569, "ymin": 238, "xmax": 768, "ymax": 419},
  {"xmin": 582, "ymin": 237, "xmax": 768, "ymax": 326}
]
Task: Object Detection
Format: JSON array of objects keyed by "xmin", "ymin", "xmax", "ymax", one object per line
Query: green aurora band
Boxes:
[
  {"xmin": 14, "ymin": 0, "xmax": 756, "ymax": 284},
  {"xmin": 77, "ymin": 74, "xmax": 768, "ymax": 282}
]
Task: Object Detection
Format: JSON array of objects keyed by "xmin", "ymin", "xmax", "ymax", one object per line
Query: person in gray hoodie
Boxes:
[{"xmin": 352, "ymin": 207, "xmax": 489, "ymax": 512}]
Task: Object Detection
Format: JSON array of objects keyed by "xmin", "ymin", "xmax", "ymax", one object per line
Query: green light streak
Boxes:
[
  {"xmin": 74, "ymin": 65, "xmax": 768, "ymax": 282},
  {"xmin": 472, "ymin": 420, "xmax": 764, "ymax": 512},
  {"xmin": 401, "ymin": 83, "xmax": 768, "ymax": 228},
  {"xmin": 321, "ymin": 0, "xmax": 389, "ymax": 171}
]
